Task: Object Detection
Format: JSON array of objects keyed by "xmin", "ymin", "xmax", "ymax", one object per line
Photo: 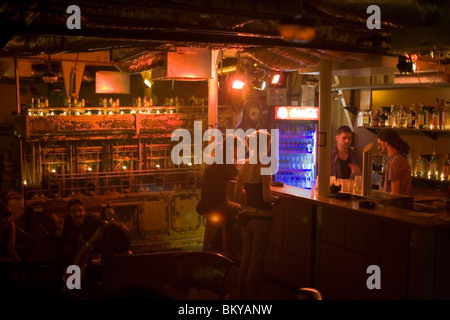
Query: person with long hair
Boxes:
[
  {"xmin": 377, "ymin": 129, "xmax": 412, "ymax": 195},
  {"xmin": 234, "ymin": 130, "xmax": 280, "ymax": 299}
]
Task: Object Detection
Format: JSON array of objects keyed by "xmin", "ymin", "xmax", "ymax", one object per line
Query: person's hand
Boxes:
[
  {"xmin": 87, "ymin": 224, "xmax": 108, "ymax": 246},
  {"xmin": 272, "ymin": 196, "xmax": 281, "ymax": 205},
  {"xmin": 349, "ymin": 163, "xmax": 361, "ymax": 175}
]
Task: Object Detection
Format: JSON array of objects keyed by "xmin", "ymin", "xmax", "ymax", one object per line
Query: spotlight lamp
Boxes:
[
  {"xmin": 231, "ymin": 68, "xmax": 247, "ymax": 89},
  {"xmin": 269, "ymin": 73, "xmax": 286, "ymax": 87},
  {"xmin": 232, "ymin": 79, "xmax": 245, "ymax": 89},
  {"xmin": 396, "ymin": 54, "xmax": 416, "ymax": 75},
  {"xmin": 272, "ymin": 74, "xmax": 281, "ymax": 84},
  {"xmin": 252, "ymin": 79, "xmax": 266, "ymax": 90},
  {"xmin": 144, "ymin": 79, "xmax": 152, "ymax": 87}
]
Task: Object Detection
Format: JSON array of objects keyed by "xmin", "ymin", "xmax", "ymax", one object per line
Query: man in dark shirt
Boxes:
[
  {"xmin": 330, "ymin": 125, "xmax": 362, "ymax": 179},
  {"xmin": 196, "ymin": 135, "xmax": 243, "ymax": 254},
  {"xmin": 61, "ymin": 198, "xmax": 101, "ymax": 265}
]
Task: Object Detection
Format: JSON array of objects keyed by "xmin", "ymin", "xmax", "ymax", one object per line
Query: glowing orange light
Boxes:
[
  {"xmin": 208, "ymin": 212, "xmax": 223, "ymax": 223},
  {"xmin": 272, "ymin": 74, "xmax": 281, "ymax": 84},
  {"xmin": 232, "ymin": 80, "xmax": 245, "ymax": 89}
]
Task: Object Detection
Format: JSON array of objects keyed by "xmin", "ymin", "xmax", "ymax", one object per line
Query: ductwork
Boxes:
[
  {"xmin": 306, "ymin": 0, "xmax": 440, "ymax": 28},
  {"xmin": 1, "ymin": 0, "xmax": 449, "ymax": 72}
]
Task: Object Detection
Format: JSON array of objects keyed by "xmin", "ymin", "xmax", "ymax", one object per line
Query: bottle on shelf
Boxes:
[
  {"xmin": 383, "ymin": 108, "xmax": 390, "ymax": 127},
  {"xmin": 429, "ymin": 147, "xmax": 439, "ymax": 180},
  {"xmin": 389, "ymin": 105, "xmax": 397, "ymax": 127},
  {"xmin": 397, "ymin": 105, "xmax": 406, "ymax": 128},
  {"xmin": 379, "ymin": 108, "xmax": 387, "ymax": 127},
  {"xmin": 362, "ymin": 110, "xmax": 372, "ymax": 126},
  {"xmin": 444, "ymin": 153, "xmax": 450, "ymax": 180},
  {"xmin": 372, "ymin": 109, "xmax": 380, "ymax": 127},
  {"xmin": 431, "ymin": 99, "xmax": 441, "ymax": 130},
  {"xmin": 406, "ymin": 105, "xmax": 416, "ymax": 129},
  {"xmin": 415, "ymin": 156, "xmax": 426, "ymax": 178},
  {"xmin": 442, "ymin": 101, "xmax": 450, "ymax": 130},
  {"xmin": 407, "ymin": 153, "xmax": 413, "ymax": 175},
  {"xmin": 417, "ymin": 104, "xmax": 427, "ymax": 129}
]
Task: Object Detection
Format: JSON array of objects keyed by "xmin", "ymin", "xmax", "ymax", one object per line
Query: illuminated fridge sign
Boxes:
[{"xmin": 275, "ymin": 106, "xmax": 319, "ymax": 120}]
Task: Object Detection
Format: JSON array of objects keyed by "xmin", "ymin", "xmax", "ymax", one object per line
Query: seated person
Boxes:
[
  {"xmin": 0, "ymin": 201, "xmax": 21, "ymax": 262},
  {"xmin": 331, "ymin": 125, "xmax": 362, "ymax": 179},
  {"xmin": 72, "ymin": 222, "xmax": 131, "ymax": 299},
  {"xmin": 60, "ymin": 198, "xmax": 102, "ymax": 265},
  {"xmin": 73, "ymin": 222, "xmax": 131, "ymax": 268}
]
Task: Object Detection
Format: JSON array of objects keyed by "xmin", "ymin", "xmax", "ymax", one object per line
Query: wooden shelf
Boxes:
[{"xmin": 363, "ymin": 126, "xmax": 450, "ymax": 140}]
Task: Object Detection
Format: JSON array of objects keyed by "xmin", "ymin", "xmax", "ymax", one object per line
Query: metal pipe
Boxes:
[
  {"xmin": 362, "ymin": 143, "xmax": 374, "ymax": 197},
  {"xmin": 208, "ymin": 49, "xmax": 219, "ymax": 129},
  {"xmin": 318, "ymin": 59, "xmax": 332, "ymax": 196}
]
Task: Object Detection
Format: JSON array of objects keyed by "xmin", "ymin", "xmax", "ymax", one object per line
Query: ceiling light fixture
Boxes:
[
  {"xmin": 271, "ymin": 74, "xmax": 281, "ymax": 84},
  {"xmin": 232, "ymin": 79, "xmax": 245, "ymax": 89},
  {"xmin": 252, "ymin": 79, "xmax": 266, "ymax": 90},
  {"xmin": 279, "ymin": 14, "xmax": 317, "ymax": 43},
  {"xmin": 396, "ymin": 54, "xmax": 416, "ymax": 74},
  {"xmin": 231, "ymin": 53, "xmax": 246, "ymax": 90},
  {"xmin": 270, "ymin": 73, "xmax": 287, "ymax": 87},
  {"xmin": 141, "ymin": 70, "xmax": 153, "ymax": 88},
  {"xmin": 42, "ymin": 54, "xmax": 58, "ymax": 83}
]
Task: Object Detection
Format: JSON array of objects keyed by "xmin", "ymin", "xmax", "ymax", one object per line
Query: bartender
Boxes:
[
  {"xmin": 330, "ymin": 125, "xmax": 362, "ymax": 179},
  {"xmin": 377, "ymin": 129, "xmax": 412, "ymax": 195}
]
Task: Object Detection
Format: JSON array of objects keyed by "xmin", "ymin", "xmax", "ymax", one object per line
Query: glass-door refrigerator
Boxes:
[{"xmin": 271, "ymin": 106, "xmax": 318, "ymax": 189}]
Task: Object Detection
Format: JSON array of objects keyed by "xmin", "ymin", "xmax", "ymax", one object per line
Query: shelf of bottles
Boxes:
[
  {"xmin": 414, "ymin": 150, "xmax": 450, "ymax": 182},
  {"xmin": 24, "ymin": 95, "xmax": 211, "ymax": 116},
  {"xmin": 275, "ymin": 124, "xmax": 316, "ymax": 189},
  {"xmin": 359, "ymin": 100, "xmax": 450, "ymax": 139}
]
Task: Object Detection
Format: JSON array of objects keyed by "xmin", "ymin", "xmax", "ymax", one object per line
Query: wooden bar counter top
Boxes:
[{"xmin": 271, "ymin": 185, "xmax": 450, "ymax": 230}]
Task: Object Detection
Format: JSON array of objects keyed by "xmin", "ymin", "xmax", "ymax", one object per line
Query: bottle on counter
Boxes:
[
  {"xmin": 372, "ymin": 109, "xmax": 380, "ymax": 127},
  {"xmin": 406, "ymin": 105, "xmax": 416, "ymax": 128},
  {"xmin": 429, "ymin": 147, "xmax": 439, "ymax": 180}
]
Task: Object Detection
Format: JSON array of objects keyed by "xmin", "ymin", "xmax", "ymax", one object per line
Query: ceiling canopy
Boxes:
[{"xmin": 1, "ymin": 0, "xmax": 449, "ymax": 73}]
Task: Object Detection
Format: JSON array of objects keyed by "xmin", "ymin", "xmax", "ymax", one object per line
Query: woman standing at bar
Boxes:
[
  {"xmin": 234, "ymin": 130, "xmax": 280, "ymax": 300},
  {"xmin": 377, "ymin": 129, "xmax": 412, "ymax": 196}
]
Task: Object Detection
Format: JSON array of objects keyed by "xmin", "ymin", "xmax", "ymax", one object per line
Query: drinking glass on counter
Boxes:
[
  {"xmin": 330, "ymin": 176, "xmax": 336, "ymax": 186},
  {"xmin": 354, "ymin": 175, "xmax": 363, "ymax": 195},
  {"xmin": 336, "ymin": 178, "xmax": 343, "ymax": 190},
  {"xmin": 311, "ymin": 179, "xmax": 317, "ymax": 196},
  {"xmin": 341, "ymin": 179, "xmax": 350, "ymax": 193}
]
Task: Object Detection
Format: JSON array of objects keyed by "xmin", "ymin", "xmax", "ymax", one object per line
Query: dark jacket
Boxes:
[{"xmin": 330, "ymin": 146, "xmax": 362, "ymax": 179}]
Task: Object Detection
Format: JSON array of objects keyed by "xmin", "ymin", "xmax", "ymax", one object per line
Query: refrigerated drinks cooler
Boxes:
[{"xmin": 271, "ymin": 106, "xmax": 318, "ymax": 189}]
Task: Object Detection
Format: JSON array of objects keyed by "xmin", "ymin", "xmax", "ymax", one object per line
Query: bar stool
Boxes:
[{"xmin": 202, "ymin": 210, "xmax": 229, "ymax": 257}]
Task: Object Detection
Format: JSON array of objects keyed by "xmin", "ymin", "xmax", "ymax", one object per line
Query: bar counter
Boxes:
[
  {"xmin": 272, "ymin": 185, "xmax": 450, "ymax": 230},
  {"xmin": 264, "ymin": 185, "xmax": 450, "ymax": 300}
]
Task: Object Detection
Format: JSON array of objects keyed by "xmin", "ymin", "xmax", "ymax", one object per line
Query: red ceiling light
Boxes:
[
  {"xmin": 271, "ymin": 74, "xmax": 281, "ymax": 84},
  {"xmin": 232, "ymin": 79, "xmax": 245, "ymax": 89}
]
